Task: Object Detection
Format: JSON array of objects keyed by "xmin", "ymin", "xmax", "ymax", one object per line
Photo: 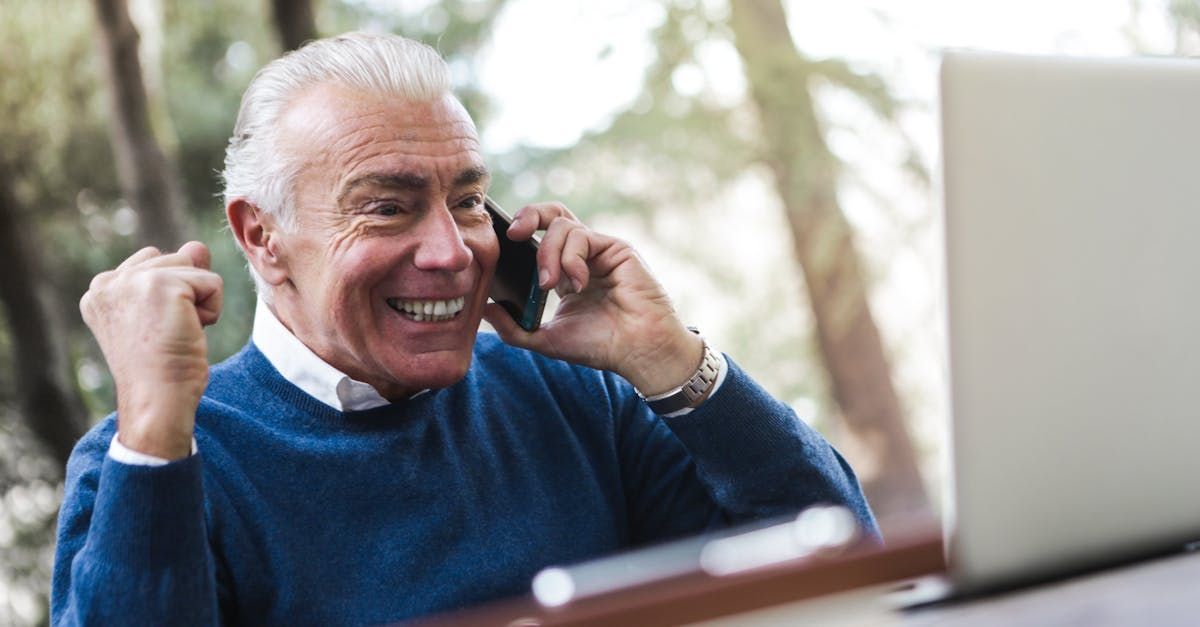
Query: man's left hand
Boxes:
[{"xmin": 481, "ymin": 202, "xmax": 703, "ymax": 397}]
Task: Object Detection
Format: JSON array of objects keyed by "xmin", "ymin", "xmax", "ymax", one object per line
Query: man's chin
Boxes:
[{"xmin": 379, "ymin": 353, "xmax": 473, "ymax": 398}]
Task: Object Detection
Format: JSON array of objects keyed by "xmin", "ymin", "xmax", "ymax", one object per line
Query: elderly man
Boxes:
[{"xmin": 52, "ymin": 33, "xmax": 875, "ymax": 625}]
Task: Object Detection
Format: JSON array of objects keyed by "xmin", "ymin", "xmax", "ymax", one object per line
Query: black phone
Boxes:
[{"xmin": 485, "ymin": 197, "xmax": 548, "ymax": 332}]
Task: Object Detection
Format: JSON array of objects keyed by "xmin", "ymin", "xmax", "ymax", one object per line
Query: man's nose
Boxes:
[{"xmin": 412, "ymin": 206, "xmax": 473, "ymax": 272}]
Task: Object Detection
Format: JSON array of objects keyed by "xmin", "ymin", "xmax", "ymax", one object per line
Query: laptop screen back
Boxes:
[{"xmin": 940, "ymin": 51, "xmax": 1200, "ymax": 590}]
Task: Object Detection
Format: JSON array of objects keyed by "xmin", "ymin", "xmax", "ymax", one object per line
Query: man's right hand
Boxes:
[{"xmin": 80, "ymin": 241, "xmax": 223, "ymax": 460}]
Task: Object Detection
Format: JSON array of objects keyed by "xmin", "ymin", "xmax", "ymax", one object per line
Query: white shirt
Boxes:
[
  {"xmin": 247, "ymin": 298, "xmax": 395, "ymax": 411},
  {"xmin": 109, "ymin": 298, "xmax": 724, "ymax": 464}
]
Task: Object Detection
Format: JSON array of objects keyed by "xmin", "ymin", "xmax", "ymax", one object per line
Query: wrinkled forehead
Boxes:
[
  {"xmin": 277, "ymin": 83, "xmax": 480, "ymax": 168},
  {"xmin": 278, "ymin": 82, "xmax": 484, "ymax": 193}
]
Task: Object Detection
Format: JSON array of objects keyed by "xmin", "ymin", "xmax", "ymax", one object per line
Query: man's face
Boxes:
[{"xmin": 268, "ymin": 85, "xmax": 498, "ymax": 399}]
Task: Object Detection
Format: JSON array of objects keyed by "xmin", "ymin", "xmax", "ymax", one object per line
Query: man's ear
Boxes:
[{"xmin": 226, "ymin": 199, "xmax": 289, "ymax": 286}]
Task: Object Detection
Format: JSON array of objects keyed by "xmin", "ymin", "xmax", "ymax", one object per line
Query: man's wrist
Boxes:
[
  {"xmin": 636, "ymin": 329, "xmax": 723, "ymax": 415},
  {"xmin": 621, "ymin": 325, "xmax": 704, "ymax": 396},
  {"xmin": 115, "ymin": 408, "xmax": 195, "ymax": 460},
  {"xmin": 116, "ymin": 389, "xmax": 198, "ymax": 460}
]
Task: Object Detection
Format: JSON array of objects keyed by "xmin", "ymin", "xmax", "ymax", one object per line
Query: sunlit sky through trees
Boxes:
[{"xmin": 456, "ymin": 0, "xmax": 1182, "ymax": 498}]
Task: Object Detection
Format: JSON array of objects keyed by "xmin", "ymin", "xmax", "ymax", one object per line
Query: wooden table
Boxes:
[
  {"xmin": 415, "ymin": 526, "xmax": 945, "ymax": 626},
  {"xmin": 414, "ymin": 526, "xmax": 1200, "ymax": 626}
]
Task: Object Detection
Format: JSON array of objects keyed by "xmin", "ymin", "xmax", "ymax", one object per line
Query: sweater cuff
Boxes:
[{"xmin": 88, "ymin": 452, "xmax": 208, "ymax": 571}]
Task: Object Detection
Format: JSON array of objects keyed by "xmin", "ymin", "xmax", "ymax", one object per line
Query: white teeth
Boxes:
[{"xmin": 386, "ymin": 296, "xmax": 467, "ymax": 322}]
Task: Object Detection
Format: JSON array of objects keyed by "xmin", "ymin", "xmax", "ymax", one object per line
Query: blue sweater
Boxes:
[{"xmin": 52, "ymin": 334, "xmax": 875, "ymax": 625}]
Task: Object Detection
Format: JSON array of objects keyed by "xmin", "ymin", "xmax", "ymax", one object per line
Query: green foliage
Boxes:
[
  {"xmin": 1, "ymin": 2, "xmax": 123, "ymax": 306},
  {"xmin": 1171, "ymin": 0, "xmax": 1200, "ymax": 24},
  {"xmin": 1, "ymin": 3, "xmax": 116, "ymax": 205},
  {"xmin": 162, "ymin": 0, "xmax": 274, "ymax": 215}
]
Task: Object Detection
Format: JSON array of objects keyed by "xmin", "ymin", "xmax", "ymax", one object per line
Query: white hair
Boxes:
[{"xmin": 222, "ymin": 32, "xmax": 453, "ymax": 301}]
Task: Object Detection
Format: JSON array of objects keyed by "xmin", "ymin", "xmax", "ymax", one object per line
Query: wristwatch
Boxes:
[{"xmin": 637, "ymin": 327, "xmax": 722, "ymax": 415}]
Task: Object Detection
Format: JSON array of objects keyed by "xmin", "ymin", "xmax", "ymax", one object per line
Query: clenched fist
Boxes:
[{"xmin": 80, "ymin": 241, "xmax": 223, "ymax": 460}]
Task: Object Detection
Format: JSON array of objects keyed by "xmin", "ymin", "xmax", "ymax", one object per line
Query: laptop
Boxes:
[{"xmin": 940, "ymin": 50, "xmax": 1200, "ymax": 594}]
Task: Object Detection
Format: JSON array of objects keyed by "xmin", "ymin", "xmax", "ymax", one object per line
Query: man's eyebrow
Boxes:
[
  {"xmin": 337, "ymin": 173, "xmax": 428, "ymax": 205},
  {"xmin": 336, "ymin": 167, "xmax": 490, "ymax": 205},
  {"xmin": 453, "ymin": 166, "xmax": 490, "ymax": 188}
]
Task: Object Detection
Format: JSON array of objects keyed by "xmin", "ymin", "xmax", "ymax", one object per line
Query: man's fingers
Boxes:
[
  {"xmin": 508, "ymin": 202, "xmax": 579, "ymax": 240},
  {"xmin": 536, "ymin": 217, "xmax": 588, "ymax": 290},
  {"xmin": 78, "ymin": 290, "xmax": 95, "ymax": 327},
  {"xmin": 560, "ymin": 228, "xmax": 592, "ymax": 292},
  {"xmin": 535, "ymin": 217, "xmax": 572, "ymax": 288},
  {"xmin": 505, "ymin": 202, "xmax": 589, "ymax": 290},
  {"xmin": 151, "ymin": 267, "xmax": 225, "ymax": 326},
  {"xmin": 135, "ymin": 250, "xmax": 204, "ymax": 270},
  {"xmin": 505, "ymin": 210, "xmax": 538, "ymax": 241},
  {"xmin": 134, "ymin": 243, "xmax": 211, "ymax": 275},
  {"xmin": 179, "ymin": 241, "xmax": 211, "ymax": 270},
  {"xmin": 87, "ymin": 269, "xmax": 115, "ymax": 295},
  {"xmin": 113, "ymin": 242, "xmax": 210, "ymax": 275},
  {"xmin": 174, "ymin": 265, "xmax": 222, "ymax": 299},
  {"xmin": 188, "ymin": 270, "xmax": 224, "ymax": 326},
  {"xmin": 115, "ymin": 246, "xmax": 162, "ymax": 271}
]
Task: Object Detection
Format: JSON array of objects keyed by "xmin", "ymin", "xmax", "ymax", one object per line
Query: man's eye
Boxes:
[
  {"xmin": 456, "ymin": 196, "xmax": 483, "ymax": 211},
  {"xmin": 375, "ymin": 204, "xmax": 401, "ymax": 216}
]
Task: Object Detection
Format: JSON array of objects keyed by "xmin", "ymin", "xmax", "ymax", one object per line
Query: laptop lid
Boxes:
[{"xmin": 940, "ymin": 51, "xmax": 1200, "ymax": 591}]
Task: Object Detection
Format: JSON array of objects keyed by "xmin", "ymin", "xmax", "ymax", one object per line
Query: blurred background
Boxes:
[{"xmin": 0, "ymin": 0, "xmax": 1196, "ymax": 623}]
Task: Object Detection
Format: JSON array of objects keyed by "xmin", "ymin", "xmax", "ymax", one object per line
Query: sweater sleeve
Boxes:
[
  {"xmin": 51, "ymin": 421, "xmax": 220, "ymax": 626},
  {"xmin": 613, "ymin": 355, "xmax": 878, "ymax": 545}
]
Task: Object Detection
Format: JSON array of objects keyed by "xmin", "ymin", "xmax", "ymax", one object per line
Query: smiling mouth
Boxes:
[{"xmin": 386, "ymin": 296, "xmax": 467, "ymax": 323}]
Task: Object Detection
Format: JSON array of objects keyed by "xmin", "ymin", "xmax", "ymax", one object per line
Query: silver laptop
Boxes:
[{"xmin": 941, "ymin": 51, "xmax": 1200, "ymax": 593}]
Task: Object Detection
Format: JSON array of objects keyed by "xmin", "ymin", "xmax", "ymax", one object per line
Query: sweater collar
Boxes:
[{"xmin": 251, "ymin": 298, "xmax": 428, "ymax": 411}]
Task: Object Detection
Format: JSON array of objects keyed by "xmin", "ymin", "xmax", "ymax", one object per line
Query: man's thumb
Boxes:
[{"xmin": 179, "ymin": 241, "xmax": 211, "ymax": 270}]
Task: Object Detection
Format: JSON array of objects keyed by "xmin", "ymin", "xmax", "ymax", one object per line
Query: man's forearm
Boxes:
[
  {"xmin": 53, "ymin": 441, "xmax": 219, "ymax": 625},
  {"xmin": 659, "ymin": 356, "xmax": 878, "ymax": 535}
]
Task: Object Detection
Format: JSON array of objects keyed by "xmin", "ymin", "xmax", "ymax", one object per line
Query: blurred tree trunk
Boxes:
[
  {"xmin": 729, "ymin": 0, "xmax": 930, "ymax": 524},
  {"xmin": 0, "ymin": 168, "xmax": 88, "ymax": 470},
  {"xmin": 91, "ymin": 0, "xmax": 188, "ymax": 249},
  {"xmin": 270, "ymin": 0, "xmax": 317, "ymax": 52}
]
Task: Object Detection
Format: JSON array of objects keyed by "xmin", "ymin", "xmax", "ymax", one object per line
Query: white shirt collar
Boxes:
[{"xmin": 252, "ymin": 298, "xmax": 399, "ymax": 411}]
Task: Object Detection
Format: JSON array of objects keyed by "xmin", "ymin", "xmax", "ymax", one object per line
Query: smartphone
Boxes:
[{"xmin": 485, "ymin": 197, "xmax": 548, "ymax": 332}]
